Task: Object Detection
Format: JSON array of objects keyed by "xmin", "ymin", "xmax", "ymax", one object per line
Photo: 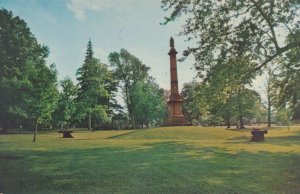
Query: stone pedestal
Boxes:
[{"xmin": 250, "ymin": 129, "xmax": 268, "ymax": 142}]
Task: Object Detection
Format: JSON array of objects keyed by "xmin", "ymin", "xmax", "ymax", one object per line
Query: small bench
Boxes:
[
  {"xmin": 250, "ymin": 129, "xmax": 267, "ymax": 142},
  {"xmin": 58, "ymin": 130, "xmax": 74, "ymax": 138}
]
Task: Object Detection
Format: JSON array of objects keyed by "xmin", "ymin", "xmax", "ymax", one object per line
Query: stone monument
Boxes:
[{"xmin": 165, "ymin": 37, "xmax": 187, "ymax": 126}]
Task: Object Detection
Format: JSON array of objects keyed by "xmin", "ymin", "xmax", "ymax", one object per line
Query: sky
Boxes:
[
  {"xmin": 1, "ymin": 0, "xmax": 268, "ymax": 102},
  {"xmin": 1, "ymin": 0, "xmax": 197, "ymax": 91}
]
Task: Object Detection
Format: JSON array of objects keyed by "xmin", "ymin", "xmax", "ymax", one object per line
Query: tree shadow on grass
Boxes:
[
  {"xmin": 227, "ymin": 135, "xmax": 250, "ymax": 142},
  {"xmin": 225, "ymin": 131, "xmax": 300, "ymax": 147},
  {"xmin": 265, "ymin": 135, "xmax": 300, "ymax": 146},
  {"xmin": 0, "ymin": 153, "xmax": 24, "ymax": 160},
  {"xmin": 1, "ymin": 141, "xmax": 300, "ymax": 194},
  {"xmin": 105, "ymin": 129, "xmax": 148, "ymax": 139}
]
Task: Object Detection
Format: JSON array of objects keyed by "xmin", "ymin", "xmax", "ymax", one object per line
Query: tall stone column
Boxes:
[{"xmin": 165, "ymin": 37, "xmax": 186, "ymax": 126}]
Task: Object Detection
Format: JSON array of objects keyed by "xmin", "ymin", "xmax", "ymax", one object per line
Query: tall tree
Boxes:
[
  {"xmin": 233, "ymin": 88, "xmax": 260, "ymax": 129},
  {"xmin": 109, "ymin": 49, "xmax": 150, "ymax": 128},
  {"xmin": 25, "ymin": 64, "xmax": 58, "ymax": 142},
  {"xmin": 133, "ymin": 78, "xmax": 167, "ymax": 127},
  {"xmin": 262, "ymin": 68, "xmax": 277, "ymax": 127},
  {"xmin": 203, "ymin": 53, "xmax": 256, "ymax": 128},
  {"xmin": 76, "ymin": 40, "xmax": 112, "ymax": 131},
  {"xmin": 275, "ymin": 30, "xmax": 300, "ymax": 119},
  {"xmin": 181, "ymin": 81, "xmax": 208, "ymax": 123},
  {"xmin": 161, "ymin": 0, "xmax": 300, "ymax": 81},
  {"xmin": 53, "ymin": 77, "xmax": 77, "ymax": 129},
  {"xmin": 0, "ymin": 9, "xmax": 58, "ymax": 138},
  {"xmin": 276, "ymin": 107, "xmax": 293, "ymax": 130},
  {"xmin": 252, "ymin": 98, "xmax": 268, "ymax": 126}
]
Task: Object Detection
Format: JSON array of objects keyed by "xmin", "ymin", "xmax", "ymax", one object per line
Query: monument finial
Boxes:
[{"xmin": 170, "ymin": 37, "xmax": 174, "ymax": 48}]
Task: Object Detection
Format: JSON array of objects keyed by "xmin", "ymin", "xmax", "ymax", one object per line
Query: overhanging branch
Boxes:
[{"xmin": 254, "ymin": 41, "xmax": 300, "ymax": 71}]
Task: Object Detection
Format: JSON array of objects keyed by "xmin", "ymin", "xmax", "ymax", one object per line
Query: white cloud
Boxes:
[{"xmin": 66, "ymin": 0, "xmax": 138, "ymax": 20}]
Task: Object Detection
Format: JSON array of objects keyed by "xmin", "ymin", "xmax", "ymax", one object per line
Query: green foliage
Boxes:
[
  {"xmin": 109, "ymin": 49, "xmax": 165, "ymax": 128},
  {"xmin": 162, "ymin": 1, "xmax": 300, "ymax": 123},
  {"xmin": 275, "ymin": 108, "xmax": 293, "ymax": 129},
  {"xmin": 76, "ymin": 40, "xmax": 114, "ymax": 130},
  {"xmin": 24, "ymin": 63, "xmax": 58, "ymax": 123},
  {"xmin": 262, "ymin": 69, "xmax": 274, "ymax": 126},
  {"xmin": 252, "ymin": 98, "xmax": 268, "ymax": 125},
  {"xmin": 0, "ymin": 9, "xmax": 58, "ymax": 133},
  {"xmin": 274, "ymin": 30, "xmax": 300, "ymax": 116},
  {"xmin": 133, "ymin": 79, "xmax": 167, "ymax": 127},
  {"xmin": 52, "ymin": 77, "xmax": 77, "ymax": 128},
  {"xmin": 181, "ymin": 81, "xmax": 209, "ymax": 123},
  {"xmin": 162, "ymin": 0, "xmax": 300, "ymax": 75},
  {"xmin": 181, "ymin": 77, "xmax": 264, "ymax": 128}
]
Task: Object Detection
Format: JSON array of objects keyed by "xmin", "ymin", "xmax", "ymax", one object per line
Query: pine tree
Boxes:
[
  {"xmin": 76, "ymin": 40, "xmax": 113, "ymax": 131},
  {"xmin": 84, "ymin": 39, "xmax": 93, "ymax": 63}
]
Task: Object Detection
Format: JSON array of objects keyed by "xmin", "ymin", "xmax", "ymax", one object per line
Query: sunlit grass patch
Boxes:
[{"xmin": 0, "ymin": 126, "xmax": 299, "ymax": 193}]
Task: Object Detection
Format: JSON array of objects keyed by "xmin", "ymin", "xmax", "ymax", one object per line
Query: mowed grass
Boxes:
[{"xmin": 0, "ymin": 126, "xmax": 300, "ymax": 194}]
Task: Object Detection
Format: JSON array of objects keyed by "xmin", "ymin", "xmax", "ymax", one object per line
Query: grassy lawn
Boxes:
[{"xmin": 0, "ymin": 126, "xmax": 300, "ymax": 194}]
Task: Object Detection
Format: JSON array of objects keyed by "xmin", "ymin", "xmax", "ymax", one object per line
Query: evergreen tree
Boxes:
[{"xmin": 76, "ymin": 40, "xmax": 113, "ymax": 131}]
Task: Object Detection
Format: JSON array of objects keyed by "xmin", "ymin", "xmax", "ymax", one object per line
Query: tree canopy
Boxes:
[
  {"xmin": 76, "ymin": 40, "xmax": 114, "ymax": 131},
  {"xmin": 161, "ymin": 0, "xmax": 300, "ymax": 78},
  {"xmin": 0, "ymin": 9, "xmax": 58, "ymax": 137},
  {"xmin": 109, "ymin": 49, "xmax": 167, "ymax": 128}
]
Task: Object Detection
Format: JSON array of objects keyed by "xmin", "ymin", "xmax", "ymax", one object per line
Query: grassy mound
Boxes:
[{"xmin": 0, "ymin": 126, "xmax": 299, "ymax": 193}]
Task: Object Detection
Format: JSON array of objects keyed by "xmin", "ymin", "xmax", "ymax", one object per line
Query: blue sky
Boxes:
[{"xmin": 1, "ymin": 0, "xmax": 196, "ymax": 91}]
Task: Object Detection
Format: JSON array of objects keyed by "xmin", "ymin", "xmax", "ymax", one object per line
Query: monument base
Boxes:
[{"xmin": 165, "ymin": 115, "xmax": 188, "ymax": 126}]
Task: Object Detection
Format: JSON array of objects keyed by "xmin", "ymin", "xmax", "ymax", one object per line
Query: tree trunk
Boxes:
[
  {"xmin": 132, "ymin": 115, "xmax": 136, "ymax": 129},
  {"xmin": 88, "ymin": 113, "xmax": 92, "ymax": 131},
  {"xmin": 239, "ymin": 106, "xmax": 245, "ymax": 129},
  {"xmin": 226, "ymin": 116, "xmax": 230, "ymax": 128},
  {"xmin": 267, "ymin": 95, "xmax": 271, "ymax": 127},
  {"xmin": 239, "ymin": 115, "xmax": 245, "ymax": 129},
  {"xmin": 32, "ymin": 119, "xmax": 38, "ymax": 142},
  {"xmin": 224, "ymin": 109, "xmax": 231, "ymax": 128}
]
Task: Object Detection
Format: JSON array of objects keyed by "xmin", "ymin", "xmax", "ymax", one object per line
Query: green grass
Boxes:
[{"xmin": 0, "ymin": 126, "xmax": 300, "ymax": 193}]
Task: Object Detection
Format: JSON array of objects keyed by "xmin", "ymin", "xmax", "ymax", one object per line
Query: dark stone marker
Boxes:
[
  {"xmin": 250, "ymin": 129, "xmax": 267, "ymax": 142},
  {"xmin": 58, "ymin": 130, "xmax": 74, "ymax": 138}
]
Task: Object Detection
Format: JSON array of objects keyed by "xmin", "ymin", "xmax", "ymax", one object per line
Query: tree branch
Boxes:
[
  {"xmin": 283, "ymin": 23, "xmax": 298, "ymax": 43},
  {"xmin": 254, "ymin": 41, "xmax": 300, "ymax": 71},
  {"xmin": 250, "ymin": 0, "xmax": 279, "ymax": 50}
]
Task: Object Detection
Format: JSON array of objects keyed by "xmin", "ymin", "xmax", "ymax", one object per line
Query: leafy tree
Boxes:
[
  {"xmin": 0, "ymin": 9, "xmax": 50, "ymax": 130},
  {"xmin": 233, "ymin": 88, "xmax": 260, "ymax": 129},
  {"xmin": 181, "ymin": 81, "xmax": 208, "ymax": 124},
  {"xmin": 9, "ymin": 61, "xmax": 59, "ymax": 141},
  {"xmin": 162, "ymin": 1, "xmax": 300, "ymax": 126},
  {"xmin": 275, "ymin": 107, "xmax": 293, "ymax": 130},
  {"xmin": 53, "ymin": 77, "xmax": 77, "ymax": 129},
  {"xmin": 210, "ymin": 94, "xmax": 236, "ymax": 128},
  {"xmin": 0, "ymin": 9, "xmax": 58, "ymax": 140},
  {"xmin": 262, "ymin": 68, "xmax": 277, "ymax": 127},
  {"xmin": 162, "ymin": 0, "xmax": 300, "ymax": 78},
  {"xmin": 203, "ymin": 54, "xmax": 256, "ymax": 128},
  {"xmin": 274, "ymin": 30, "xmax": 300, "ymax": 119},
  {"xmin": 24, "ymin": 64, "xmax": 58, "ymax": 142},
  {"xmin": 252, "ymin": 98, "xmax": 267, "ymax": 126},
  {"xmin": 109, "ymin": 49, "xmax": 150, "ymax": 128},
  {"xmin": 133, "ymin": 78, "xmax": 167, "ymax": 127},
  {"xmin": 76, "ymin": 40, "xmax": 112, "ymax": 131}
]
